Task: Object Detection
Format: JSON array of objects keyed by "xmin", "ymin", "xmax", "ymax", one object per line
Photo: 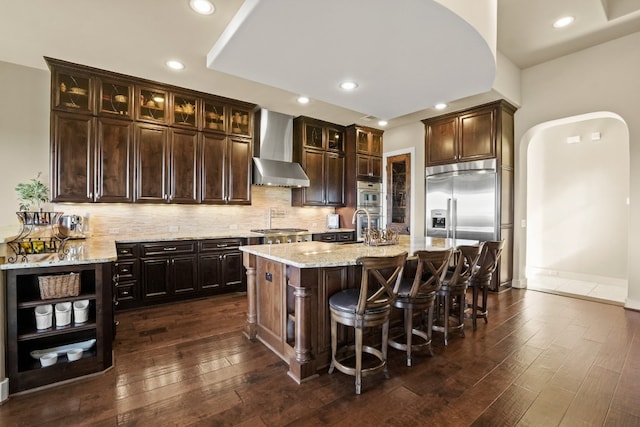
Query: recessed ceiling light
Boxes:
[
  {"xmin": 189, "ymin": 0, "xmax": 215, "ymax": 15},
  {"xmin": 378, "ymin": 120, "xmax": 388, "ymax": 127},
  {"xmin": 166, "ymin": 60, "xmax": 185, "ymax": 70},
  {"xmin": 339, "ymin": 81, "xmax": 358, "ymax": 91},
  {"xmin": 297, "ymin": 96, "xmax": 310, "ymax": 104},
  {"xmin": 553, "ymin": 16, "xmax": 574, "ymax": 28},
  {"xmin": 435, "ymin": 103, "xmax": 447, "ymax": 110}
]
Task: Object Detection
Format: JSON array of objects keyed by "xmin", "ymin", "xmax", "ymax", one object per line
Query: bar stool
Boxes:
[
  {"xmin": 328, "ymin": 252, "xmax": 407, "ymax": 394},
  {"xmin": 468, "ymin": 240, "xmax": 504, "ymax": 330},
  {"xmin": 432, "ymin": 245, "xmax": 482, "ymax": 345},
  {"xmin": 388, "ymin": 249, "xmax": 452, "ymax": 366}
]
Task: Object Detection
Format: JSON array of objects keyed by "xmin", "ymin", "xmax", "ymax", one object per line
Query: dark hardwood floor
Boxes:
[{"xmin": 1, "ymin": 289, "xmax": 640, "ymax": 426}]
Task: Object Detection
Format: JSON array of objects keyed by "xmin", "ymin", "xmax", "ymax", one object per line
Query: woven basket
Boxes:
[{"xmin": 38, "ymin": 273, "xmax": 80, "ymax": 300}]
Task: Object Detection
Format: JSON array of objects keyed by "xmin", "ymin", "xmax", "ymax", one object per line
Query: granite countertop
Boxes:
[
  {"xmin": 0, "ymin": 238, "xmax": 118, "ymax": 270},
  {"xmin": 0, "ymin": 228, "xmax": 360, "ymax": 270},
  {"xmin": 239, "ymin": 236, "xmax": 479, "ymax": 268}
]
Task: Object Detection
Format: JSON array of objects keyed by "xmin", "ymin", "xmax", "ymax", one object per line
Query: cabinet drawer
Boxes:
[
  {"xmin": 337, "ymin": 232, "xmax": 354, "ymax": 242},
  {"xmin": 115, "ymin": 282, "xmax": 137, "ymax": 302},
  {"xmin": 199, "ymin": 238, "xmax": 244, "ymax": 252},
  {"xmin": 114, "ymin": 261, "xmax": 136, "ymax": 280},
  {"xmin": 313, "ymin": 233, "xmax": 337, "ymax": 242},
  {"xmin": 141, "ymin": 241, "xmax": 196, "ymax": 257},
  {"xmin": 116, "ymin": 243, "xmax": 138, "ymax": 259}
]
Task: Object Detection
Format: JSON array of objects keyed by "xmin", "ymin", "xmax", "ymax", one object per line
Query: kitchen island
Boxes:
[{"xmin": 239, "ymin": 237, "xmax": 476, "ymax": 383}]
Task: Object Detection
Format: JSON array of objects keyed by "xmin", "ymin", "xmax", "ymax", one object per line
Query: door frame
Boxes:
[{"xmin": 383, "ymin": 147, "xmax": 416, "ymax": 236}]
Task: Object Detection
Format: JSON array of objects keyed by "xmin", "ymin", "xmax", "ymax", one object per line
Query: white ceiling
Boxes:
[{"xmin": 1, "ymin": 0, "xmax": 638, "ymax": 129}]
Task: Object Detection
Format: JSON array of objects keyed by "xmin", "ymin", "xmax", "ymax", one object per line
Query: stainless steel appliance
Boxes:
[
  {"xmin": 355, "ymin": 181, "xmax": 383, "ymax": 241},
  {"xmin": 250, "ymin": 228, "xmax": 313, "ymax": 244},
  {"xmin": 425, "ymin": 159, "xmax": 498, "ymax": 241},
  {"xmin": 58, "ymin": 214, "xmax": 87, "ymax": 239},
  {"xmin": 252, "ymin": 109, "xmax": 310, "ymax": 187}
]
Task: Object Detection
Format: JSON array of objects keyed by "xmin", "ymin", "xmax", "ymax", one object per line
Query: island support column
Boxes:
[
  {"xmin": 287, "ymin": 266, "xmax": 318, "ymax": 382},
  {"xmin": 243, "ymin": 252, "xmax": 257, "ymax": 340}
]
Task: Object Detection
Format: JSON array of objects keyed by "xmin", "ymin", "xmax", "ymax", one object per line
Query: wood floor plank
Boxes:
[{"xmin": 1, "ymin": 290, "xmax": 640, "ymax": 426}]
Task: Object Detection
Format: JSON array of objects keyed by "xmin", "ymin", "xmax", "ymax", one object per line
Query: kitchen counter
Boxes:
[
  {"xmin": 239, "ymin": 236, "xmax": 477, "ymax": 383},
  {"xmin": 239, "ymin": 236, "xmax": 475, "ymax": 268}
]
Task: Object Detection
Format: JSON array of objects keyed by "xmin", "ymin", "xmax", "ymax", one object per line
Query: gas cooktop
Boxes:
[{"xmin": 250, "ymin": 228, "xmax": 309, "ymax": 234}]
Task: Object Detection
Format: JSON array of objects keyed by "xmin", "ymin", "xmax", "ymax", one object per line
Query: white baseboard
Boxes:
[
  {"xmin": 0, "ymin": 378, "xmax": 8, "ymax": 403},
  {"xmin": 526, "ymin": 267, "xmax": 627, "ymax": 288}
]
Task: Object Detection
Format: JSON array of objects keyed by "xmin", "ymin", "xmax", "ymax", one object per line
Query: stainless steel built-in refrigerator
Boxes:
[{"xmin": 425, "ymin": 159, "xmax": 498, "ymax": 242}]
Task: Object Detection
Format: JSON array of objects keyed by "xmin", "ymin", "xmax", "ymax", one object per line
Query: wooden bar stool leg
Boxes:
[
  {"xmin": 458, "ymin": 294, "xmax": 466, "ymax": 338},
  {"xmin": 405, "ymin": 307, "xmax": 413, "ymax": 366},
  {"xmin": 382, "ymin": 320, "xmax": 390, "ymax": 379},
  {"xmin": 329, "ymin": 317, "xmax": 337, "ymax": 374},
  {"xmin": 472, "ymin": 285, "xmax": 479, "ymax": 330},
  {"xmin": 443, "ymin": 294, "xmax": 450, "ymax": 346},
  {"xmin": 426, "ymin": 305, "xmax": 435, "ymax": 356},
  {"xmin": 355, "ymin": 327, "xmax": 363, "ymax": 395},
  {"xmin": 482, "ymin": 285, "xmax": 489, "ymax": 324}
]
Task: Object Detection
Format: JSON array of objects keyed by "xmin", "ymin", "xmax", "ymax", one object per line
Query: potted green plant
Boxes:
[{"xmin": 15, "ymin": 172, "xmax": 49, "ymax": 212}]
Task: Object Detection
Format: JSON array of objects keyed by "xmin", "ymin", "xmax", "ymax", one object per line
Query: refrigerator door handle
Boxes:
[
  {"xmin": 452, "ymin": 198, "xmax": 458, "ymax": 240},
  {"xmin": 446, "ymin": 198, "xmax": 452, "ymax": 239}
]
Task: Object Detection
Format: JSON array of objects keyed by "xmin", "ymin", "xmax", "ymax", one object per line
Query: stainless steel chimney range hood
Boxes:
[{"xmin": 253, "ymin": 109, "xmax": 310, "ymax": 187}]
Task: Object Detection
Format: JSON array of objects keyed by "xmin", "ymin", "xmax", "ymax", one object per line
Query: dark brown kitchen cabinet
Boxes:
[
  {"xmin": 347, "ymin": 125, "xmax": 383, "ymax": 182},
  {"xmin": 51, "ymin": 66, "xmax": 92, "ymax": 113},
  {"xmin": 51, "ymin": 112, "xmax": 93, "ymax": 202},
  {"xmin": 95, "ymin": 117, "xmax": 134, "ymax": 203},
  {"xmin": 135, "ymin": 123, "xmax": 168, "ymax": 202},
  {"xmin": 198, "ymin": 238, "xmax": 246, "ymax": 294},
  {"xmin": 97, "ymin": 77, "xmax": 133, "ymax": 118},
  {"xmin": 171, "ymin": 92, "xmax": 199, "ymax": 129},
  {"xmin": 134, "ymin": 124, "xmax": 198, "ymax": 203},
  {"xmin": 312, "ymin": 231, "xmax": 355, "ymax": 242},
  {"xmin": 51, "ymin": 113, "xmax": 133, "ymax": 203},
  {"xmin": 201, "ymin": 133, "xmax": 252, "ymax": 204},
  {"xmin": 4, "ymin": 263, "xmax": 113, "ymax": 394},
  {"xmin": 292, "ymin": 116, "xmax": 345, "ymax": 207},
  {"xmin": 140, "ymin": 241, "xmax": 197, "ymax": 303},
  {"xmin": 136, "ymin": 85, "xmax": 168, "ymax": 124},
  {"xmin": 46, "ymin": 57, "xmax": 256, "ymax": 206},
  {"xmin": 113, "ymin": 243, "xmax": 140, "ymax": 310},
  {"xmin": 424, "ymin": 102, "xmax": 503, "ymax": 166}
]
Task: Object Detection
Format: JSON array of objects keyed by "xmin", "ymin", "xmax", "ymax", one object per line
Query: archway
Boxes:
[{"xmin": 518, "ymin": 112, "xmax": 629, "ymax": 304}]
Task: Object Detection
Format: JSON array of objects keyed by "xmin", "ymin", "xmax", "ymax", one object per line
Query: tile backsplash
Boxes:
[{"xmin": 51, "ymin": 186, "xmax": 337, "ymax": 238}]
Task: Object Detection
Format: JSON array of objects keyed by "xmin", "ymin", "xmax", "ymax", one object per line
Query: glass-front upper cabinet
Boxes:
[
  {"xmin": 229, "ymin": 107, "xmax": 252, "ymax": 137},
  {"xmin": 304, "ymin": 123, "xmax": 323, "ymax": 149},
  {"xmin": 371, "ymin": 132, "xmax": 382, "ymax": 155},
  {"xmin": 327, "ymin": 127, "xmax": 344, "ymax": 152},
  {"xmin": 137, "ymin": 86, "xmax": 168, "ymax": 123},
  {"xmin": 203, "ymin": 99, "xmax": 225, "ymax": 132},
  {"xmin": 53, "ymin": 69, "xmax": 92, "ymax": 113},
  {"xmin": 97, "ymin": 78, "xmax": 132, "ymax": 117},
  {"xmin": 356, "ymin": 130, "xmax": 369, "ymax": 153},
  {"xmin": 171, "ymin": 92, "xmax": 199, "ymax": 128}
]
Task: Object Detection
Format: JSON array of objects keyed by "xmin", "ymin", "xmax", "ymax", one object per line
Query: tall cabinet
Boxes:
[
  {"xmin": 292, "ymin": 116, "xmax": 345, "ymax": 207},
  {"xmin": 422, "ymin": 100, "xmax": 517, "ymax": 291},
  {"xmin": 46, "ymin": 57, "xmax": 254, "ymax": 206}
]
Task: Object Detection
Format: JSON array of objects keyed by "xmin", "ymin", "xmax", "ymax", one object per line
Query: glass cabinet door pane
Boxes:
[
  {"xmin": 99, "ymin": 80, "xmax": 131, "ymax": 117},
  {"xmin": 55, "ymin": 71, "xmax": 91, "ymax": 112},
  {"xmin": 203, "ymin": 100, "xmax": 225, "ymax": 132},
  {"xmin": 172, "ymin": 93, "xmax": 198, "ymax": 127},
  {"xmin": 230, "ymin": 107, "xmax": 251, "ymax": 136},
  {"xmin": 138, "ymin": 87, "xmax": 167, "ymax": 123},
  {"xmin": 371, "ymin": 133, "xmax": 382, "ymax": 155},
  {"xmin": 305, "ymin": 124, "xmax": 323, "ymax": 149},
  {"xmin": 327, "ymin": 128, "xmax": 343, "ymax": 152},
  {"xmin": 356, "ymin": 130, "xmax": 369, "ymax": 153}
]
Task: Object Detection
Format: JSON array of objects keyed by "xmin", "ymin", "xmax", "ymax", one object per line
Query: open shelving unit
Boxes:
[{"xmin": 4, "ymin": 262, "xmax": 113, "ymax": 394}]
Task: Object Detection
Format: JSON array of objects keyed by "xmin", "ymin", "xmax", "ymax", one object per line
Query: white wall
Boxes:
[
  {"xmin": 514, "ymin": 32, "xmax": 640, "ymax": 309},
  {"xmin": 526, "ymin": 116, "xmax": 629, "ymax": 280},
  {"xmin": 0, "ymin": 61, "xmax": 50, "ymax": 230}
]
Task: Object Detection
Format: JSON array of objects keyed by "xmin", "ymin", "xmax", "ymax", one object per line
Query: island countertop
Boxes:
[{"xmin": 239, "ymin": 236, "xmax": 478, "ymax": 268}]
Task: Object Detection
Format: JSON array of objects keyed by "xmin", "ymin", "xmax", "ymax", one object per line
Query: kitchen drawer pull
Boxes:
[
  {"xmin": 163, "ymin": 247, "xmax": 177, "ymax": 251},
  {"xmin": 119, "ymin": 249, "xmax": 130, "ymax": 255},
  {"xmin": 216, "ymin": 244, "xmax": 229, "ymax": 248}
]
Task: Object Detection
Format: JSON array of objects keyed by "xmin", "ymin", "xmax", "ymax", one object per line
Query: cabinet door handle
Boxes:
[{"xmin": 163, "ymin": 247, "xmax": 177, "ymax": 251}]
